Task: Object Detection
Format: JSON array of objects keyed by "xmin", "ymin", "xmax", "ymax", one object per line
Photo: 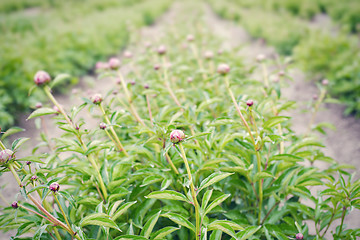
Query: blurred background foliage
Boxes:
[
  {"xmin": 0, "ymin": 0, "xmax": 171, "ymax": 128},
  {"xmin": 209, "ymin": 0, "xmax": 360, "ymax": 117}
]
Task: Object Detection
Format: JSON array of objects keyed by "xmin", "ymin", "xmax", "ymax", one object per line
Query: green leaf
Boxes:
[
  {"xmin": 237, "ymin": 226, "xmax": 261, "ymax": 239},
  {"xmin": 207, "ymin": 221, "xmax": 239, "ymax": 239},
  {"xmin": 114, "ymin": 236, "xmax": 147, "ymax": 240},
  {"xmin": 204, "ymin": 194, "xmax": 230, "ymax": 215},
  {"xmin": 1, "ymin": 127, "xmax": 25, "ymax": 140},
  {"xmin": 111, "ymin": 201, "xmax": 137, "ymax": 222},
  {"xmin": 146, "ymin": 190, "xmax": 189, "ymax": 203},
  {"xmin": 201, "ymin": 190, "xmax": 213, "ymax": 212},
  {"xmin": 27, "ymin": 108, "xmax": 57, "ymax": 120},
  {"xmin": 11, "ymin": 138, "xmax": 30, "ymax": 151},
  {"xmin": 161, "ymin": 212, "xmax": 195, "ymax": 232},
  {"xmin": 50, "ymin": 73, "xmax": 71, "ymax": 88},
  {"xmin": 198, "ymin": 172, "xmax": 234, "ymax": 193},
  {"xmin": 151, "ymin": 226, "xmax": 179, "ymax": 239},
  {"xmin": 80, "ymin": 213, "xmax": 120, "ymax": 231},
  {"xmin": 269, "ymin": 154, "xmax": 303, "ymax": 163},
  {"xmin": 141, "ymin": 210, "xmax": 161, "ymax": 238},
  {"xmin": 263, "ymin": 116, "xmax": 289, "ymax": 129},
  {"xmin": 254, "ymin": 171, "xmax": 274, "ymax": 182}
]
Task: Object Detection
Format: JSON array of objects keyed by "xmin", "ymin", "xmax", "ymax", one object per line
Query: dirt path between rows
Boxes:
[{"xmin": 1, "ymin": 2, "xmax": 359, "ymax": 238}]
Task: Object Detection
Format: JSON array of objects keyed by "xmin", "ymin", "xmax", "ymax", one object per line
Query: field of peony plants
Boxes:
[{"xmin": 1, "ymin": 1, "xmax": 360, "ymax": 240}]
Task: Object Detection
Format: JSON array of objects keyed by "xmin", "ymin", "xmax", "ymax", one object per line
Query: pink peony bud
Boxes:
[
  {"xmin": 322, "ymin": 79, "xmax": 329, "ymax": 86},
  {"xmin": 35, "ymin": 102, "xmax": 43, "ymax": 109},
  {"xmin": 187, "ymin": 34, "xmax": 194, "ymax": 42},
  {"xmin": 246, "ymin": 100, "xmax": 254, "ymax": 107},
  {"xmin": 0, "ymin": 149, "xmax": 14, "ymax": 164},
  {"xmin": 108, "ymin": 58, "xmax": 121, "ymax": 70},
  {"xmin": 11, "ymin": 201, "xmax": 18, "ymax": 209},
  {"xmin": 157, "ymin": 45, "xmax": 166, "ymax": 55},
  {"xmin": 123, "ymin": 50, "xmax": 133, "ymax": 59},
  {"xmin": 296, "ymin": 233, "xmax": 303, "ymax": 240},
  {"xmin": 144, "ymin": 41, "xmax": 152, "ymax": 48},
  {"xmin": 170, "ymin": 130, "xmax": 185, "ymax": 144},
  {"xmin": 49, "ymin": 182, "xmax": 60, "ymax": 192},
  {"xmin": 31, "ymin": 175, "xmax": 37, "ymax": 180},
  {"xmin": 53, "ymin": 106, "xmax": 60, "ymax": 114},
  {"xmin": 204, "ymin": 50, "xmax": 214, "ymax": 60},
  {"xmin": 95, "ymin": 61, "xmax": 109, "ymax": 70},
  {"xmin": 187, "ymin": 77, "xmax": 193, "ymax": 83},
  {"xmin": 256, "ymin": 54, "xmax": 266, "ymax": 62},
  {"xmin": 217, "ymin": 49, "xmax": 223, "ymax": 55},
  {"xmin": 113, "ymin": 89, "xmax": 118, "ymax": 95},
  {"xmin": 99, "ymin": 122, "xmax": 107, "ymax": 130},
  {"xmin": 34, "ymin": 71, "xmax": 51, "ymax": 86},
  {"xmin": 130, "ymin": 80, "xmax": 136, "ymax": 86},
  {"xmin": 217, "ymin": 63, "xmax": 230, "ymax": 75},
  {"xmin": 144, "ymin": 84, "xmax": 149, "ymax": 89},
  {"xmin": 26, "ymin": 161, "xmax": 31, "ymax": 165},
  {"xmin": 91, "ymin": 94, "xmax": 102, "ymax": 104},
  {"xmin": 154, "ymin": 64, "xmax": 161, "ymax": 71},
  {"xmin": 278, "ymin": 71, "xmax": 285, "ymax": 77},
  {"xmin": 313, "ymin": 94, "xmax": 318, "ymax": 100}
]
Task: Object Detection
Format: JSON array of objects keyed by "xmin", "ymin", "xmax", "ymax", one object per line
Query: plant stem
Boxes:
[
  {"xmin": 178, "ymin": 143, "xmax": 201, "ymax": 239},
  {"xmin": 99, "ymin": 104, "xmax": 128, "ymax": 156},
  {"xmin": 225, "ymin": 76, "xmax": 263, "ymax": 224},
  {"xmin": 146, "ymin": 95, "xmax": 153, "ymax": 125},
  {"xmin": 307, "ymin": 89, "xmax": 326, "ymax": 135},
  {"xmin": 9, "ymin": 164, "xmax": 22, "ymax": 187},
  {"xmin": 339, "ymin": 207, "xmax": 346, "ymax": 234},
  {"xmin": 321, "ymin": 204, "xmax": 338, "ymax": 237},
  {"xmin": 161, "ymin": 57, "xmax": 182, "ymax": 107},
  {"xmin": 117, "ymin": 71, "xmax": 146, "ymax": 127},
  {"xmin": 190, "ymin": 43, "xmax": 207, "ymax": 80},
  {"xmin": 165, "ymin": 153, "xmax": 179, "ymax": 174},
  {"xmin": 53, "ymin": 193, "xmax": 72, "ymax": 233},
  {"xmin": 20, "ymin": 205, "xmax": 52, "ymax": 222},
  {"xmin": 0, "ymin": 139, "xmax": 6, "ymax": 150}
]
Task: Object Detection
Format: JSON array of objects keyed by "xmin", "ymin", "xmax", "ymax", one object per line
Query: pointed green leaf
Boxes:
[
  {"xmin": 151, "ymin": 226, "xmax": 179, "ymax": 239},
  {"xmin": 146, "ymin": 190, "xmax": 189, "ymax": 203},
  {"xmin": 141, "ymin": 211, "xmax": 161, "ymax": 238},
  {"xmin": 50, "ymin": 73, "xmax": 71, "ymax": 88},
  {"xmin": 204, "ymin": 194, "xmax": 230, "ymax": 215},
  {"xmin": 80, "ymin": 213, "xmax": 120, "ymax": 231},
  {"xmin": 198, "ymin": 172, "xmax": 233, "ymax": 193},
  {"xmin": 27, "ymin": 108, "xmax": 57, "ymax": 120},
  {"xmin": 161, "ymin": 213, "xmax": 195, "ymax": 232}
]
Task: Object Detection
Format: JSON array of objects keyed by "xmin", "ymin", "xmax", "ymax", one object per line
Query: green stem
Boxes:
[
  {"xmin": 0, "ymin": 140, "xmax": 6, "ymax": 150},
  {"xmin": 190, "ymin": 43, "xmax": 207, "ymax": 80},
  {"xmin": 179, "ymin": 143, "xmax": 200, "ymax": 239},
  {"xmin": 53, "ymin": 193, "xmax": 72, "ymax": 233},
  {"xmin": 99, "ymin": 104, "xmax": 129, "ymax": 156},
  {"xmin": 9, "ymin": 164, "xmax": 22, "ymax": 187},
  {"xmin": 165, "ymin": 153, "xmax": 179, "ymax": 174},
  {"xmin": 339, "ymin": 207, "xmax": 346, "ymax": 234},
  {"xmin": 225, "ymin": 76, "xmax": 263, "ymax": 224}
]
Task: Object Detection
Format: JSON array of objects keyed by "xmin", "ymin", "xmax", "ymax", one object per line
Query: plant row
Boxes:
[{"xmin": 1, "ymin": 4, "xmax": 359, "ymax": 239}]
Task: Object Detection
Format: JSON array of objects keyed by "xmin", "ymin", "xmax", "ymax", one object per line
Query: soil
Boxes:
[{"xmin": 1, "ymin": 2, "xmax": 359, "ymax": 238}]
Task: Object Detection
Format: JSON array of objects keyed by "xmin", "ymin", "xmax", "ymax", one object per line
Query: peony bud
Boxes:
[
  {"xmin": 99, "ymin": 122, "xmax": 107, "ymax": 130},
  {"xmin": 95, "ymin": 61, "xmax": 109, "ymax": 70},
  {"xmin": 278, "ymin": 71, "xmax": 285, "ymax": 77},
  {"xmin": 170, "ymin": 130, "xmax": 185, "ymax": 144},
  {"xmin": 144, "ymin": 42, "xmax": 152, "ymax": 48},
  {"xmin": 123, "ymin": 50, "xmax": 133, "ymax": 59},
  {"xmin": 246, "ymin": 100, "xmax": 254, "ymax": 107},
  {"xmin": 157, "ymin": 45, "xmax": 166, "ymax": 55},
  {"xmin": 113, "ymin": 89, "xmax": 118, "ymax": 95},
  {"xmin": 130, "ymin": 80, "xmax": 136, "ymax": 86},
  {"xmin": 31, "ymin": 175, "xmax": 37, "ymax": 181},
  {"xmin": 256, "ymin": 54, "xmax": 266, "ymax": 62},
  {"xmin": 53, "ymin": 105, "xmax": 60, "ymax": 114},
  {"xmin": 26, "ymin": 161, "xmax": 31, "ymax": 165},
  {"xmin": 108, "ymin": 58, "xmax": 121, "ymax": 70},
  {"xmin": 322, "ymin": 79, "xmax": 329, "ymax": 86},
  {"xmin": 34, "ymin": 71, "xmax": 51, "ymax": 86},
  {"xmin": 217, "ymin": 49, "xmax": 223, "ymax": 55},
  {"xmin": 11, "ymin": 201, "xmax": 18, "ymax": 209},
  {"xmin": 49, "ymin": 182, "xmax": 60, "ymax": 192},
  {"xmin": 154, "ymin": 64, "xmax": 161, "ymax": 71},
  {"xmin": 91, "ymin": 94, "xmax": 102, "ymax": 104},
  {"xmin": 35, "ymin": 102, "xmax": 43, "ymax": 109},
  {"xmin": 296, "ymin": 233, "xmax": 303, "ymax": 240},
  {"xmin": 187, "ymin": 34, "xmax": 194, "ymax": 42},
  {"xmin": 187, "ymin": 77, "xmax": 193, "ymax": 83},
  {"xmin": 144, "ymin": 84, "xmax": 149, "ymax": 89},
  {"xmin": 217, "ymin": 63, "xmax": 230, "ymax": 75},
  {"xmin": 0, "ymin": 149, "xmax": 14, "ymax": 164},
  {"xmin": 204, "ymin": 50, "xmax": 214, "ymax": 60},
  {"xmin": 313, "ymin": 94, "xmax": 318, "ymax": 100}
]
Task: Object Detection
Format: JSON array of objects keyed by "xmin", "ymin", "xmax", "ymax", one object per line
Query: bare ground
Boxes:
[{"xmin": 1, "ymin": 2, "xmax": 359, "ymax": 238}]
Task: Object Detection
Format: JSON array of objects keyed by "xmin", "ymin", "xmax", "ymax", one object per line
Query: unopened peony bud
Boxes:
[
  {"xmin": 113, "ymin": 89, "xmax": 118, "ymax": 95},
  {"xmin": 34, "ymin": 71, "xmax": 51, "ymax": 86},
  {"xmin": 91, "ymin": 94, "xmax": 102, "ymax": 104},
  {"xmin": 154, "ymin": 64, "xmax": 160, "ymax": 71},
  {"xmin": 11, "ymin": 201, "xmax": 18, "ymax": 209},
  {"xmin": 130, "ymin": 80, "xmax": 136, "ymax": 86},
  {"xmin": 296, "ymin": 233, "xmax": 303, "ymax": 240},
  {"xmin": 26, "ymin": 161, "xmax": 31, "ymax": 165},
  {"xmin": 187, "ymin": 34, "xmax": 194, "ymax": 42},
  {"xmin": 95, "ymin": 61, "xmax": 109, "ymax": 70},
  {"xmin": 313, "ymin": 94, "xmax": 318, "ymax": 100},
  {"xmin": 53, "ymin": 105, "xmax": 61, "ymax": 114},
  {"xmin": 256, "ymin": 54, "xmax": 266, "ymax": 62},
  {"xmin": 124, "ymin": 50, "xmax": 133, "ymax": 59},
  {"xmin": 322, "ymin": 79, "xmax": 329, "ymax": 86},
  {"xmin": 108, "ymin": 58, "xmax": 121, "ymax": 70},
  {"xmin": 246, "ymin": 100, "xmax": 254, "ymax": 107},
  {"xmin": 99, "ymin": 122, "xmax": 107, "ymax": 130},
  {"xmin": 31, "ymin": 175, "xmax": 37, "ymax": 180},
  {"xmin": 217, "ymin": 64, "xmax": 230, "ymax": 75},
  {"xmin": 217, "ymin": 49, "xmax": 223, "ymax": 55},
  {"xmin": 144, "ymin": 84, "xmax": 149, "ymax": 89},
  {"xmin": 49, "ymin": 182, "xmax": 60, "ymax": 192},
  {"xmin": 278, "ymin": 71, "xmax": 285, "ymax": 77},
  {"xmin": 187, "ymin": 77, "xmax": 193, "ymax": 83},
  {"xmin": 35, "ymin": 102, "xmax": 43, "ymax": 109},
  {"xmin": 157, "ymin": 45, "xmax": 166, "ymax": 55},
  {"xmin": 170, "ymin": 130, "xmax": 185, "ymax": 144},
  {"xmin": 204, "ymin": 50, "xmax": 214, "ymax": 60},
  {"xmin": 144, "ymin": 42, "xmax": 152, "ymax": 48}
]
